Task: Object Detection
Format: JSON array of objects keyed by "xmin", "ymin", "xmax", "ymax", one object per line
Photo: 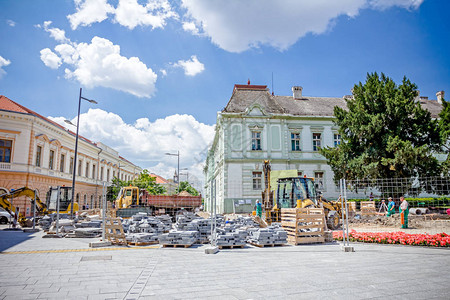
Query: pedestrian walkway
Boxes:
[{"xmin": 0, "ymin": 228, "xmax": 448, "ymax": 299}]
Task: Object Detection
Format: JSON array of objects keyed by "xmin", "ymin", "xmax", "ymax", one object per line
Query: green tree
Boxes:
[
  {"xmin": 109, "ymin": 169, "xmax": 166, "ymax": 199},
  {"xmin": 320, "ymin": 73, "xmax": 441, "ymax": 196},
  {"xmin": 439, "ymin": 98, "xmax": 450, "ymax": 175},
  {"xmin": 177, "ymin": 181, "xmax": 199, "ymax": 196}
]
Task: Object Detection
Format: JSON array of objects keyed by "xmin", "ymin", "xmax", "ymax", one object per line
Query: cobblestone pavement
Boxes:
[{"xmin": 0, "ymin": 227, "xmax": 448, "ymax": 300}]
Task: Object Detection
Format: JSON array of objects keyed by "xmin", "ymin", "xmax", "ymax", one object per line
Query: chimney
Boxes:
[
  {"xmin": 436, "ymin": 91, "xmax": 445, "ymax": 104},
  {"xmin": 292, "ymin": 86, "xmax": 303, "ymax": 99},
  {"xmin": 414, "ymin": 90, "xmax": 420, "ymax": 102}
]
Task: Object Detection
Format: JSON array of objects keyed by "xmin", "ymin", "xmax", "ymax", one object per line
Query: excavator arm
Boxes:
[{"xmin": 0, "ymin": 187, "xmax": 48, "ymax": 226}]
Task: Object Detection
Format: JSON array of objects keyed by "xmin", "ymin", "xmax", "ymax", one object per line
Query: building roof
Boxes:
[
  {"xmin": 222, "ymin": 85, "xmax": 443, "ymax": 118},
  {"xmin": 0, "ymin": 94, "xmax": 97, "ymax": 145},
  {"xmin": 150, "ymin": 173, "xmax": 169, "ymax": 184}
]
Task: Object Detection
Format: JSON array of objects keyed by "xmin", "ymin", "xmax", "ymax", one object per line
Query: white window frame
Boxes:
[
  {"xmin": 251, "ymin": 131, "xmax": 262, "ymax": 151},
  {"xmin": 252, "ymin": 172, "xmax": 262, "ymax": 190},
  {"xmin": 313, "ymin": 133, "xmax": 322, "ymax": 151},
  {"xmin": 291, "ymin": 132, "xmax": 301, "ymax": 151}
]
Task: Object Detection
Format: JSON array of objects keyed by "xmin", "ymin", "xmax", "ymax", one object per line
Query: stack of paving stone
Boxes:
[
  {"xmin": 156, "ymin": 215, "xmax": 173, "ymax": 230},
  {"xmin": 215, "ymin": 230, "xmax": 246, "ymax": 248},
  {"xmin": 73, "ymin": 227, "xmax": 102, "ymax": 238},
  {"xmin": 126, "ymin": 232, "xmax": 159, "ymax": 244},
  {"xmin": 159, "ymin": 230, "xmax": 198, "ymax": 246},
  {"xmin": 39, "ymin": 215, "xmax": 53, "ymax": 230},
  {"xmin": 246, "ymin": 226, "xmax": 287, "ymax": 246},
  {"xmin": 47, "ymin": 218, "xmax": 76, "ymax": 234},
  {"xmin": 190, "ymin": 218, "xmax": 212, "ymax": 243},
  {"xmin": 76, "ymin": 220, "xmax": 102, "ymax": 228},
  {"xmin": 176, "ymin": 212, "xmax": 200, "ymax": 230},
  {"xmin": 122, "ymin": 214, "xmax": 171, "ymax": 235},
  {"xmin": 234, "ymin": 216, "xmax": 259, "ymax": 227}
]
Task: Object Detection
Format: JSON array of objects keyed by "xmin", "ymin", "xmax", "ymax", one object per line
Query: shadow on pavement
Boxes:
[{"xmin": 0, "ymin": 229, "xmax": 35, "ymax": 252}]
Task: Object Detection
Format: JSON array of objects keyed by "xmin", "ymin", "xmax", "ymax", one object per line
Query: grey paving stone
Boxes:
[{"xmin": 1, "ymin": 229, "xmax": 450, "ymax": 299}]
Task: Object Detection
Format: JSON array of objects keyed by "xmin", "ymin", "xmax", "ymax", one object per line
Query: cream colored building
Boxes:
[
  {"xmin": 204, "ymin": 84, "xmax": 444, "ymax": 214},
  {"xmin": 0, "ymin": 95, "xmax": 141, "ymax": 216}
]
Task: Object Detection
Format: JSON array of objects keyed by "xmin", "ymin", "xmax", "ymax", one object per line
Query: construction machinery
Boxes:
[
  {"xmin": 115, "ymin": 185, "xmax": 202, "ymax": 218},
  {"xmin": 46, "ymin": 186, "xmax": 79, "ymax": 214},
  {"xmin": 116, "ymin": 186, "xmax": 142, "ymax": 208},
  {"xmin": 0, "ymin": 186, "xmax": 79, "ymax": 227},
  {"xmin": 261, "ymin": 160, "xmax": 343, "ymax": 229},
  {"xmin": 0, "ymin": 187, "xmax": 46, "ymax": 226}
]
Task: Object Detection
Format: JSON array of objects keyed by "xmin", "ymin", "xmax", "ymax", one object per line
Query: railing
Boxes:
[{"xmin": 0, "ymin": 163, "xmax": 11, "ymax": 170}]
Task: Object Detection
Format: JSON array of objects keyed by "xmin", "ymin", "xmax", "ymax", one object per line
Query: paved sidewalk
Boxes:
[{"xmin": 0, "ymin": 228, "xmax": 448, "ymax": 300}]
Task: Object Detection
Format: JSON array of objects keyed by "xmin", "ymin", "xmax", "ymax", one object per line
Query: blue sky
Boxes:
[{"xmin": 0, "ymin": 0, "xmax": 449, "ymax": 186}]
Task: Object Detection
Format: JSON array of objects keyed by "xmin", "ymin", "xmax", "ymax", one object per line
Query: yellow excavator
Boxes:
[
  {"xmin": 115, "ymin": 186, "xmax": 142, "ymax": 209},
  {"xmin": 261, "ymin": 160, "xmax": 343, "ymax": 229},
  {"xmin": 0, "ymin": 186, "xmax": 79, "ymax": 227},
  {"xmin": 46, "ymin": 186, "xmax": 79, "ymax": 214},
  {"xmin": 0, "ymin": 187, "xmax": 47, "ymax": 226}
]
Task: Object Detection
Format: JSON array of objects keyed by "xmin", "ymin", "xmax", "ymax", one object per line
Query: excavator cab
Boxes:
[
  {"xmin": 47, "ymin": 186, "xmax": 77, "ymax": 214},
  {"xmin": 276, "ymin": 177, "xmax": 317, "ymax": 209},
  {"xmin": 116, "ymin": 186, "xmax": 139, "ymax": 208}
]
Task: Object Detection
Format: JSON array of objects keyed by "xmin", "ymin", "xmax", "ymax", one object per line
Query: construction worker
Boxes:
[
  {"xmin": 255, "ymin": 200, "xmax": 262, "ymax": 218},
  {"xmin": 399, "ymin": 197, "xmax": 409, "ymax": 229},
  {"xmin": 387, "ymin": 197, "xmax": 395, "ymax": 217}
]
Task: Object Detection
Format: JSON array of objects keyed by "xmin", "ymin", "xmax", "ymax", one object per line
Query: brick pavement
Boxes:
[{"xmin": 0, "ymin": 227, "xmax": 448, "ymax": 299}]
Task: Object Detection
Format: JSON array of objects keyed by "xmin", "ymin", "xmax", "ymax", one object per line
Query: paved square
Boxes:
[{"xmin": 0, "ymin": 229, "xmax": 448, "ymax": 299}]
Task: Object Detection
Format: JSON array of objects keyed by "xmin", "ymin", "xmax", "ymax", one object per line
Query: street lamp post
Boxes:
[
  {"xmin": 165, "ymin": 151, "xmax": 179, "ymax": 194},
  {"xmin": 65, "ymin": 88, "xmax": 97, "ymax": 218}
]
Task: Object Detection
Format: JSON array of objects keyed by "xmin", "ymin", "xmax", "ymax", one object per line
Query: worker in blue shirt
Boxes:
[{"xmin": 387, "ymin": 197, "xmax": 395, "ymax": 217}]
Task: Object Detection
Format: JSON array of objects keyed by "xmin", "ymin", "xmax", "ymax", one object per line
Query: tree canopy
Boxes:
[
  {"xmin": 439, "ymin": 97, "xmax": 450, "ymax": 175},
  {"xmin": 320, "ymin": 73, "xmax": 442, "ymax": 194},
  {"xmin": 110, "ymin": 169, "xmax": 166, "ymax": 200},
  {"xmin": 177, "ymin": 181, "xmax": 200, "ymax": 196}
]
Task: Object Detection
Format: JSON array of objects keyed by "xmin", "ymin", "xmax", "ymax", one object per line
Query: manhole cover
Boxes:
[{"xmin": 81, "ymin": 255, "xmax": 112, "ymax": 261}]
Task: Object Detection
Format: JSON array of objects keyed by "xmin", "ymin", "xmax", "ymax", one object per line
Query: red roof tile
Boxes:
[
  {"xmin": 0, "ymin": 94, "xmax": 97, "ymax": 146},
  {"xmin": 234, "ymin": 84, "xmax": 268, "ymax": 91},
  {"xmin": 150, "ymin": 173, "xmax": 169, "ymax": 184},
  {"xmin": 0, "ymin": 95, "xmax": 31, "ymax": 113}
]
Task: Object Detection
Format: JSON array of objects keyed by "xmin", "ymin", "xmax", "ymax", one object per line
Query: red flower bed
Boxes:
[{"xmin": 333, "ymin": 230, "xmax": 450, "ymax": 247}]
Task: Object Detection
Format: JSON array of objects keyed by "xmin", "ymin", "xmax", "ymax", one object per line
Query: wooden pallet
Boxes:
[
  {"xmin": 281, "ymin": 208, "xmax": 326, "ymax": 245},
  {"xmin": 217, "ymin": 244, "xmax": 245, "ymax": 249},
  {"xmin": 162, "ymin": 244, "xmax": 192, "ymax": 248},
  {"xmin": 249, "ymin": 242, "xmax": 285, "ymax": 248},
  {"xmin": 360, "ymin": 201, "xmax": 376, "ymax": 215},
  {"xmin": 128, "ymin": 241, "xmax": 159, "ymax": 246},
  {"xmin": 104, "ymin": 218, "xmax": 127, "ymax": 246}
]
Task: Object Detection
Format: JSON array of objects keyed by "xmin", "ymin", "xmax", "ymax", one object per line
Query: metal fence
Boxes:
[{"xmin": 340, "ymin": 176, "xmax": 450, "ymax": 236}]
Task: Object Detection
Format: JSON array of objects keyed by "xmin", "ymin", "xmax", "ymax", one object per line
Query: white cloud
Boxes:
[
  {"xmin": 6, "ymin": 20, "xmax": 16, "ymax": 27},
  {"xmin": 37, "ymin": 21, "xmax": 69, "ymax": 43},
  {"xmin": 39, "ymin": 23, "xmax": 158, "ymax": 98},
  {"xmin": 368, "ymin": 0, "xmax": 424, "ymax": 10},
  {"xmin": 160, "ymin": 69, "xmax": 167, "ymax": 77},
  {"xmin": 49, "ymin": 109, "xmax": 215, "ymax": 183},
  {"xmin": 182, "ymin": 21, "xmax": 199, "ymax": 35},
  {"xmin": 64, "ymin": 37, "xmax": 157, "ymax": 97},
  {"xmin": 114, "ymin": 0, "xmax": 178, "ymax": 30},
  {"xmin": 0, "ymin": 55, "xmax": 11, "ymax": 78},
  {"xmin": 39, "ymin": 48, "xmax": 62, "ymax": 69},
  {"xmin": 67, "ymin": 0, "xmax": 177, "ymax": 30},
  {"xmin": 54, "ymin": 44, "xmax": 79, "ymax": 64},
  {"xmin": 173, "ymin": 55, "xmax": 204, "ymax": 76},
  {"xmin": 181, "ymin": 0, "xmax": 424, "ymax": 53},
  {"xmin": 68, "ymin": 0, "xmax": 115, "ymax": 30}
]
